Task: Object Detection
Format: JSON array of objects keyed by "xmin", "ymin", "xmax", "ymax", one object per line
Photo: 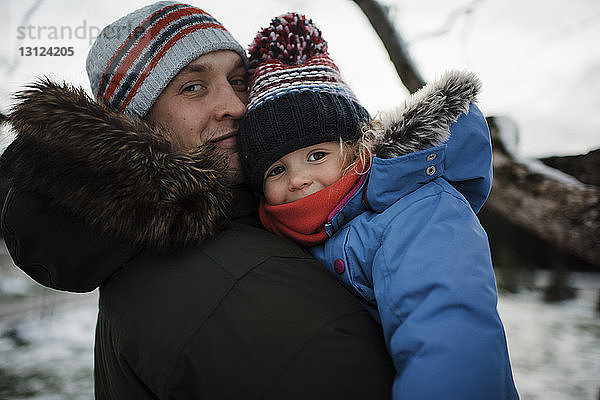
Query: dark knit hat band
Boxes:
[{"xmin": 240, "ymin": 91, "xmax": 370, "ymax": 193}]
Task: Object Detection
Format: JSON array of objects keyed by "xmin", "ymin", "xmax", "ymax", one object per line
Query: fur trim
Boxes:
[
  {"xmin": 0, "ymin": 78, "xmax": 232, "ymax": 253},
  {"xmin": 373, "ymin": 70, "xmax": 481, "ymax": 159}
]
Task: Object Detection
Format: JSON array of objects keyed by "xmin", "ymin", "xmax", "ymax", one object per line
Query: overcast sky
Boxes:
[{"xmin": 2, "ymin": 0, "xmax": 599, "ymax": 157}]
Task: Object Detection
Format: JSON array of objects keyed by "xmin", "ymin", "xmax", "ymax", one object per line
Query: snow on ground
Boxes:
[
  {"xmin": 1, "ymin": 268, "xmax": 599, "ymax": 399},
  {"xmin": 499, "ymin": 286, "xmax": 600, "ymax": 400},
  {"xmin": 0, "ymin": 295, "xmax": 97, "ymax": 400}
]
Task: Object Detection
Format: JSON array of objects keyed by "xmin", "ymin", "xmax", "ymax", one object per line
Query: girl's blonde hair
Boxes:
[{"xmin": 338, "ymin": 123, "xmax": 377, "ymax": 175}]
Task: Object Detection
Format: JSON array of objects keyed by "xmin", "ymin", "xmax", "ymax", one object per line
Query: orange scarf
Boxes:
[{"xmin": 259, "ymin": 164, "xmax": 366, "ymax": 246}]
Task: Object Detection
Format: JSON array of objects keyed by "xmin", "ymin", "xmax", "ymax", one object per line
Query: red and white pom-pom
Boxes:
[{"xmin": 248, "ymin": 12, "xmax": 328, "ymax": 71}]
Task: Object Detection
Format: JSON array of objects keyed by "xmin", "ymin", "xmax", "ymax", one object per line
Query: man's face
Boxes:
[{"xmin": 147, "ymin": 50, "xmax": 248, "ymax": 175}]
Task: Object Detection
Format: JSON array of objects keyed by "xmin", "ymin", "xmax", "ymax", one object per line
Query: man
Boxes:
[{"xmin": 0, "ymin": 2, "xmax": 393, "ymax": 399}]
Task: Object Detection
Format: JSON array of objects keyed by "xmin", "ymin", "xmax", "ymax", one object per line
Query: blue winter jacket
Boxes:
[{"xmin": 310, "ymin": 72, "xmax": 519, "ymax": 399}]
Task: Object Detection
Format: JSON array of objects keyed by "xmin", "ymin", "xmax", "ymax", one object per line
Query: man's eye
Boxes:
[
  {"xmin": 267, "ymin": 166, "xmax": 285, "ymax": 177},
  {"xmin": 308, "ymin": 151, "xmax": 327, "ymax": 161},
  {"xmin": 182, "ymin": 84, "xmax": 203, "ymax": 93}
]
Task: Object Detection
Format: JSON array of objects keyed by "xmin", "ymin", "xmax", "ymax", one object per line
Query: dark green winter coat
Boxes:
[{"xmin": 0, "ymin": 80, "xmax": 394, "ymax": 399}]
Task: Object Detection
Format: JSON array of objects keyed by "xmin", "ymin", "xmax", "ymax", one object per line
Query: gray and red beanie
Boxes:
[
  {"xmin": 86, "ymin": 1, "xmax": 247, "ymax": 117},
  {"xmin": 238, "ymin": 12, "xmax": 370, "ymax": 193}
]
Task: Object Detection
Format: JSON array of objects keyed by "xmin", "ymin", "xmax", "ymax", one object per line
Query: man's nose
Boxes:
[{"xmin": 214, "ymin": 83, "xmax": 246, "ymax": 121}]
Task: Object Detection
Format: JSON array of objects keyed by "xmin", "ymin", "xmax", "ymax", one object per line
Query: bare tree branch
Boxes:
[
  {"xmin": 351, "ymin": 0, "xmax": 426, "ymax": 93},
  {"xmin": 409, "ymin": 0, "xmax": 484, "ymax": 43},
  {"xmin": 2, "ymin": 0, "xmax": 46, "ymax": 74}
]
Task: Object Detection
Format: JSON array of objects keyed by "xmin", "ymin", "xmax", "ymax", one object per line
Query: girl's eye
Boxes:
[
  {"xmin": 230, "ymin": 78, "xmax": 248, "ymax": 92},
  {"xmin": 308, "ymin": 151, "xmax": 327, "ymax": 161},
  {"xmin": 267, "ymin": 165, "xmax": 285, "ymax": 177}
]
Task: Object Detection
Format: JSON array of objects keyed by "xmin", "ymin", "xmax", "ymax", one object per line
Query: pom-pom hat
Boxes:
[{"xmin": 239, "ymin": 12, "xmax": 370, "ymax": 193}]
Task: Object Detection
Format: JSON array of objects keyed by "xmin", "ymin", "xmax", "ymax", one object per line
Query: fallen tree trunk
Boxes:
[
  {"xmin": 541, "ymin": 149, "xmax": 600, "ymax": 187},
  {"xmin": 486, "ymin": 116, "xmax": 600, "ymax": 267}
]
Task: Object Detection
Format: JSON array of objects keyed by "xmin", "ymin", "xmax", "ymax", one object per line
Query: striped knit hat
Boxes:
[
  {"xmin": 238, "ymin": 12, "xmax": 370, "ymax": 193},
  {"xmin": 86, "ymin": 1, "xmax": 246, "ymax": 117}
]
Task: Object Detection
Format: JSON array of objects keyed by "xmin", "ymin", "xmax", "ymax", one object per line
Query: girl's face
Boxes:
[{"xmin": 263, "ymin": 142, "xmax": 345, "ymax": 205}]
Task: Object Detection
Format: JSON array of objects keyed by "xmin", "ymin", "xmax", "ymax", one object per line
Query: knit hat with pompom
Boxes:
[{"xmin": 238, "ymin": 12, "xmax": 370, "ymax": 193}]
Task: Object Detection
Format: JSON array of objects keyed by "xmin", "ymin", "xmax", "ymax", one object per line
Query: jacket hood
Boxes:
[
  {"xmin": 366, "ymin": 70, "xmax": 492, "ymax": 214},
  {"xmin": 1, "ymin": 78, "xmax": 233, "ymax": 254}
]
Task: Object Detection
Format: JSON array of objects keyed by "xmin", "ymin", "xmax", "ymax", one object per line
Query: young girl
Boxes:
[{"xmin": 239, "ymin": 13, "xmax": 519, "ymax": 400}]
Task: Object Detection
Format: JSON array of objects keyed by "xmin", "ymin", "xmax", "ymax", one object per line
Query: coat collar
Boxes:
[{"xmin": 0, "ymin": 79, "xmax": 236, "ymax": 253}]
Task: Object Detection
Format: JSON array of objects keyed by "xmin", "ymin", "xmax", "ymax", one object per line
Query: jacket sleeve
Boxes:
[{"xmin": 372, "ymin": 191, "xmax": 518, "ymax": 400}]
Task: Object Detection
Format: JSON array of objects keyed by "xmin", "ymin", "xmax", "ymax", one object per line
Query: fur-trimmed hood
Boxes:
[
  {"xmin": 363, "ymin": 70, "xmax": 491, "ymax": 216},
  {"xmin": 0, "ymin": 79, "xmax": 232, "ymax": 253},
  {"xmin": 373, "ymin": 70, "xmax": 481, "ymax": 158}
]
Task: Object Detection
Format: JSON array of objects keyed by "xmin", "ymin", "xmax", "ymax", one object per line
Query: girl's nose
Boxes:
[{"xmin": 289, "ymin": 172, "xmax": 312, "ymax": 191}]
